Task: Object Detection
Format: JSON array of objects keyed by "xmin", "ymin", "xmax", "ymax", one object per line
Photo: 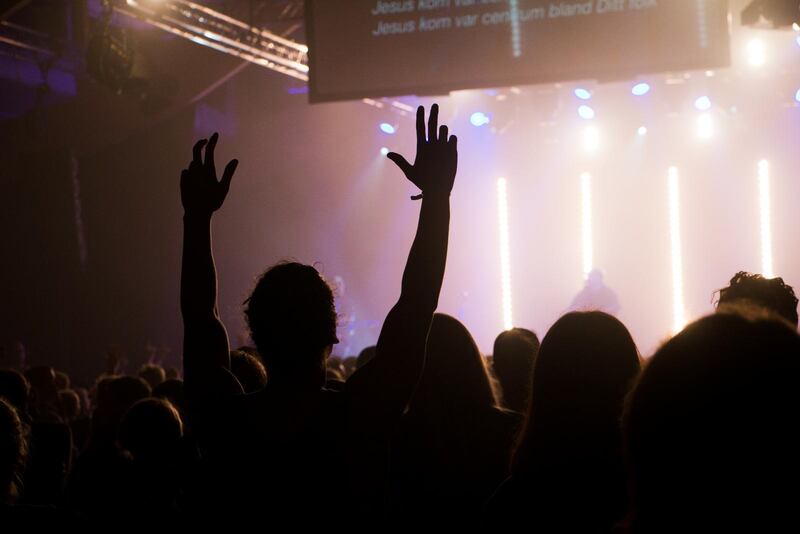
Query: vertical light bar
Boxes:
[
  {"xmin": 668, "ymin": 166, "xmax": 686, "ymax": 333},
  {"xmin": 509, "ymin": 0, "xmax": 522, "ymax": 57},
  {"xmin": 497, "ymin": 178, "xmax": 514, "ymax": 331},
  {"xmin": 758, "ymin": 159, "xmax": 774, "ymax": 278},
  {"xmin": 581, "ymin": 172, "xmax": 594, "ymax": 279}
]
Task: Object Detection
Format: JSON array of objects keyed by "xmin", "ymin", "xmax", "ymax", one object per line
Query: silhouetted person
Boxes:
[
  {"xmin": 355, "ymin": 345, "xmax": 376, "ymax": 369},
  {"xmin": 118, "ymin": 398, "xmax": 185, "ymax": 524},
  {"xmin": 180, "ymin": 104, "xmax": 457, "ymax": 524},
  {"xmin": 492, "ymin": 328, "xmax": 540, "ymax": 413},
  {"xmin": 0, "ymin": 370, "xmax": 29, "ymax": 415},
  {"xmin": 623, "ymin": 311, "xmax": 800, "ymax": 532},
  {"xmin": 0, "ymin": 398, "xmax": 80, "ymax": 527},
  {"xmin": 569, "ymin": 269, "xmax": 621, "ymax": 316},
  {"xmin": 228, "ymin": 350, "xmax": 267, "ymax": 393},
  {"xmin": 0, "ymin": 398, "xmax": 26, "ymax": 505},
  {"xmin": 716, "ymin": 271, "xmax": 798, "ymax": 327},
  {"xmin": 390, "ymin": 313, "xmax": 521, "ymax": 527},
  {"xmin": 139, "ymin": 364, "xmax": 166, "ymax": 390},
  {"xmin": 487, "ymin": 312, "xmax": 640, "ymax": 532},
  {"xmin": 65, "ymin": 376, "xmax": 149, "ymax": 522}
]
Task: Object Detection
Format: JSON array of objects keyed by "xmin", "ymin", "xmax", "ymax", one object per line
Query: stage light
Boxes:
[
  {"xmin": 583, "ymin": 125, "xmax": 600, "ymax": 152},
  {"xmin": 795, "ymin": 88, "xmax": 800, "ymax": 102},
  {"xmin": 470, "ymin": 112, "xmax": 490, "ymax": 127},
  {"xmin": 794, "ymin": 22, "xmax": 800, "ymax": 31},
  {"xmin": 694, "ymin": 96, "xmax": 712, "ymax": 111},
  {"xmin": 758, "ymin": 160, "xmax": 774, "ymax": 278},
  {"xmin": 581, "ymin": 172, "xmax": 593, "ymax": 279},
  {"xmin": 574, "ymin": 88, "xmax": 592, "ymax": 100},
  {"xmin": 497, "ymin": 178, "xmax": 514, "ymax": 331},
  {"xmin": 380, "ymin": 147, "xmax": 389, "ymax": 156},
  {"xmin": 637, "ymin": 126, "xmax": 648, "ymax": 136},
  {"xmin": 746, "ymin": 38, "xmax": 766, "ymax": 67},
  {"xmin": 631, "ymin": 82, "xmax": 651, "ymax": 96},
  {"xmin": 379, "ymin": 122, "xmax": 396, "ymax": 134},
  {"xmin": 668, "ymin": 166, "xmax": 686, "ymax": 334},
  {"xmin": 578, "ymin": 105, "xmax": 595, "ymax": 120},
  {"xmin": 796, "ymin": 35, "xmax": 800, "ymax": 47},
  {"xmin": 696, "ymin": 112, "xmax": 713, "ymax": 140}
]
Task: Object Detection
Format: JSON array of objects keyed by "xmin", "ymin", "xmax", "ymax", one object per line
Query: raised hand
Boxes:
[
  {"xmin": 181, "ymin": 132, "xmax": 239, "ymax": 215},
  {"xmin": 387, "ymin": 104, "xmax": 458, "ymax": 200}
]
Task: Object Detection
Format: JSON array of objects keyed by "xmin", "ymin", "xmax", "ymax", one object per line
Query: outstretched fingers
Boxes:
[
  {"xmin": 427, "ymin": 103, "xmax": 439, "ymax": 142},
  {"xmin": 221, "ymin": 159, "xmax": 239, "ymax": 192},
  {"xmin": 192, "ymin": 139, "xmax": 207, "ymax": 166},
  {"xmin": 416, "ymin": 105, "xmax": 426, "ymax": 152},
  {"xmin": 386, "ymin": 152, "xmax": 413, "ymax": 179},
  {"xmin": 204, "ymin": 132, "xmax": 218, "ymax": 170}
]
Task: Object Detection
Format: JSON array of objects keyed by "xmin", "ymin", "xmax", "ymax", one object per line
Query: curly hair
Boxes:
[{"xmin": 716, "ymin": 271, "xmax": 798, "ymax": 327}]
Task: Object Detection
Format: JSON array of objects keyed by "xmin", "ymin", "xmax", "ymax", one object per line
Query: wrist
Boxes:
[{"xmin": 183, "ymin": 210, "xmax": 213, "ymax": 222}]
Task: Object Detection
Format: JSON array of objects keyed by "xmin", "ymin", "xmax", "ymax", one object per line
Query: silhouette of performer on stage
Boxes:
[{"xmin": 568, "ymin": 269, "xmax": 621, "ymax": 316}]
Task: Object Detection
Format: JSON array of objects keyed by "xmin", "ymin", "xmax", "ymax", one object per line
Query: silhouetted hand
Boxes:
[
  {"xmin": 387, "ymin": 104, "xmax": 457, "ymax": 200},
  {"xmin": 181, "ymin": 132, "xmax": 239, "ymax": 215}
]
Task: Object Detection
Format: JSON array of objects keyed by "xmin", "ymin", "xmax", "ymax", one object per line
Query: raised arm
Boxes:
[
  {"xmin": 348, "ymin": 104, "xmax": 457, "ymax": 419},
  {"xmin": 180, "ymin": 133, "xmax": 241, "ymax": 399}
]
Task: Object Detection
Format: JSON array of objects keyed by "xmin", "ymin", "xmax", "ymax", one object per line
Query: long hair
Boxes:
[{"xmin": 513, "ymin": 311, "xmax": 640, "ymax": 476}]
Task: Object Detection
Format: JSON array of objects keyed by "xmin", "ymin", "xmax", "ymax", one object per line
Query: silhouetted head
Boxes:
[
  {"xmin": 58, "ymin": 389, "xmax": 81, "ymax": 422},
  {"xmin": 229, "ymin": 350, "xmax": 267, "ymax": 393},
  {"xmin": 93, "ymin": 376, "xmax": 151, "ymax": 448},
  {"xmin": 138, "ymin": 364, "xmax": 166, "ymax": 390},
  {"xmin": 410, "ymin": 313, "xmax": 497, "ymax": 414},
  {"xmin": 164, "ymin": 367, "xmax": 181, "ymax": 381},
  {"xmin": 513, "ymin": 312, "xmax": 640, "ymax": 476},
  {"xmin": 152, "ymin": 379, "xmax": 185, "ymax": 414},
  {"xmin": 0, "ymin": 370, "xmax": 29, "ymax": 414},
  {"xmin": 245, "ymin": 262, "xmax": 338, "ymax": 386},
  {"xmin": 623, "ymin": 313, "xmax": 800, "ymax": 531},
  {"xmin": 356, "ymin": 346, "xmax": 377, "ymax": 369},
  {"xmin": 119, "ymin": 398, "xmax": 183, "ymax": 463},
  {"xmin": 54, "ymin": 371, "xmax": 70, "ymax": 390},
  {"xmin": 493, "ymin": 328, "xmax": 540, "ymax": 413},
  {"xmin": 0, "ymin": 398, "xmax": 27, "ymax": 503},
  {"xmin": 716, "ymin": 271, "xmax": 798, "ymax": 327},
  {"xmin": 24, "ymin": 365, "xmax": 59, "ymax": 407}
]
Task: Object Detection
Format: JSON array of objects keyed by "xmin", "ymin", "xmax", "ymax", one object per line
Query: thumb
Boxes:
[
  {"xmin": 386, "ymin": 152, "xmax": 413, "ymax": 178},
  {"xmin": 221, "ymin": 159, "xmax": 238, "ymax": 191}
]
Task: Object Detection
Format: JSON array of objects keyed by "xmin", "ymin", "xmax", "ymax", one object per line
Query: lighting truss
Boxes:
[{"xmin": 117, "ymin": 0, "xmax": 309, "ymax": 81}]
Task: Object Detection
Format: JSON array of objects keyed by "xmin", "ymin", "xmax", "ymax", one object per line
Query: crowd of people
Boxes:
[{"xmin": 2, "ymin": 104, "xmax": 799, "ymax": 530}]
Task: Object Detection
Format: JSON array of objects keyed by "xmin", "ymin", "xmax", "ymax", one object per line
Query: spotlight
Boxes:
[
  {"xmin": 746, "ymin": 38, "xmax": 767, "ymax": 66},
  {"xmin": 796, "ymin": 34, "xmax": 800, "ymax": 46},
  {"xmin": 380, "ymin": 147, "xmax": 389, "ymax": 156},
  {"xmin": 637, "ymin": 126, "xmax": 648, "ymax": 136},
  {"xmin": 795, "ymin": 88, "xmax": 800, "ymax": 102},
  {"xmin": 379, "ymin": 123, "xmax": 396, "ymax": 134},
  {"xmin": 574, "ymin": 88, "xmax": 592, "ymax": 100},
  {"xmin": 697, "ymin": 113, "xmax": 713, "ymax": 140},
  {"xmin": 578, "ymin": 105, "xmax": 595, "ymax": 120},
  {"xmin": 582, "ymin": 126, "xmax": 600, "ymax": 152},
  {"xmin": 470, "ymin": 112, "xmax": 490, "ymax": 127},
  {"xmin": 794, "ymin": 22, "xmax": 800, "ymax": 30},
  {"xmin": 631, "ymin": 82, "xmax": 651, "ymax": 96},
  {"xmin": 694, "ymin": 96, "xmax": 712, "ymax": 111}
]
